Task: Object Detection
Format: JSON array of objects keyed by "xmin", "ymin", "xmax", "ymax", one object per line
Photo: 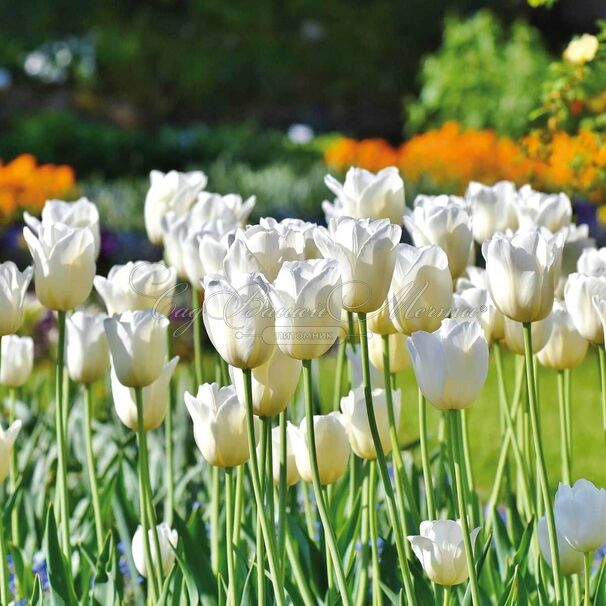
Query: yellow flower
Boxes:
[{"xmin": 563, "ymin": 34, "xmax": 599, "ymax": 66}]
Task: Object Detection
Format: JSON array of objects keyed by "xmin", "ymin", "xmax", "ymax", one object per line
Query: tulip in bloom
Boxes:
[
  {"xmin": 482, "ymin": 228, "xmax": 565, "ymax": 323},
  {"xmin": 340, "ymin": 386, "xmax": 400, "ymax": 459},
  {"xmin": 269, "ymin": 423, "xmax": 301, "ymax": 486},
  {"xmin": 453, "ymin": 284, "xmax": 503, "ymax": 345},
  {"xmin": 182, "ymin": 224, "xmax": 233, "ymax": 287},
  {"xmin": 192, "ymin": 192, "xmax": 255, "ymax": 228},
  {"xmin": 314, "ymin": 217, "xmax": 401, "ymax": 313},
  {"xmin": 515, "ymin": 185, "xmax": 572, "ymax": 233},
  {"xmin": 0, "ymin": 421, "xmax": 22, "ymax": 483},
  {"xmin": 564, "ymin": 273, "xmax": 606, "ymax": 344},
  {"xmin": 407, "ymin": 520, "xmax": 480, "ymax": 587},
  {"xmin": 556, "ymin": 224, "xmax": 595, "ymax": 298},
  {"xmin": 0, "ymin": 336, "xmax": 34, "ymax": 388},
  {"xmin": 24, "ymin": 223, "xmax": 96, "ymax": 311},
  {"xmin": 577, "ymin": 246, "xmax": 606, "ymax": 277},
  {"xmin": 407, "ymin": 319, "xmax": 488, "ymax": 411},
  {"xmin": 368, "ymin": 332, "xmax": 410, "ymax": 373},
  {"xmin": 66, "ymin": 311, "xmax": 110, "ymax": 384},
  {"xmin": 292, "ymin": 413, "xmax": 350, "ymax": 485},
  {"xmin": 112, "ymin": 357, "xmax": 179, "ymax": 431},
  {"xmin": 104, "ymin": 310, "xmax": 169, "ymax": 388},
  {"xmin": 260, "ymin": 217, "xmax": 321, "ymax": 259},
  {"xmin": 185, "ymin": 383, "xmax": 258, "ymax": 468},
  {"xmin": 0, "ymin": 262, "xmax": 32, "ymax": 336},
  {"xmin": 132, "ymin": 523, "xmax": 178, "ymax": 578},
  {"xmin": 502, "ymin": 314, "xmax": 553, "ymax": 356},
  {"xmin": 538, "ymin": 516, "xmax": 584, "ymax": 576}
]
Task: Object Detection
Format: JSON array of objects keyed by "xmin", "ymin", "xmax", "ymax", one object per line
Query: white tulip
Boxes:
[
  {"xmin": 407, "ymin": 520, "xmax": 480, "ymax": 587},
  {"xmin": 464, "ymin": 180, "xmax": 518, "ymax": 243},
  {"xmin": 25, "ymin": 197, "xmax": 101, "ymax": 257},
  {"xmin": 160, "ymin": 212, "xmax": 190, "ymax": 279},
  {"xmin": 515, "ymin": 185, "xmax": 572, "ymax": 232},
  {"xmin": 132, "ymin": 523, "xmax": 178, "ymax": 578},
  {"xmin": 577, "ymin": 246, "xmax": 606, "ymax": 277},
  {"xmin": 390, "ymin": 244, "xmax": 453, "ymax": 335},
  {"xmin": 453, "ymin": 285, "xmax": 503, "ymax": 344},
  {"xmin": 94, "ymin": 261, "xmax": 177, "ymax": 316},
  {"xmin": 182, "ymin": 225, "xmax": 233, "ymax": 287},
  {"xmin": 66, "ymin": 311, "xmax": 109, "ymax": 384},
  {"xmin": 260, "ymin": 217, "xmax": 321, "ymax": 259},
  {"xmin": 269, "ymin": 259, "xmax": 342, "ymax": 360},
  {"xmin": 314, "ymin": 217, "xmax": 401, "ymax": 313},
  {"xmin": 554, "ymin": 479, "xmax": 606, "ymax": 553},
  {"xmin": 269, "ymin": 423, "xmax": 301, "ymax": 486},
  {"xmin": 104, "ymin": 310, "xmax": 169, "ymax": 388},
  {"xmin": 368, "ymin": 332, "xmax": 410, "ymax": 373},
  {"xmin": 555, "ymin": 224, "xmax": 594, "ymax": 298},
  {"xmin": 0, "ymin": 421, "xmax": 22, "ymax": 482},
  {"xmin": 407, "ymin": 319, "xmax": 488, "ymax": 411},
  {"xmin": 323, "ymin": 166, "xmax": 405, "ymax": 224},
  {"xmin": 112, "ymin": 357, "xmax": 179, "ymax": 431},
  {"xmin": 0, "ymin": 262, "xmax": 32, "ymax": 336},
  {"xmin": 185, "ymin": 383, "xmax": 258, "ymax": 468},
  {"xmin": 192, "ymin": 192, "xmax": 255, "ymax": 228},
  {"xmin": 404, "ymin": 195, "xmax": 473, "ymax": 280},
  {"xmin": 482, "ymin": 228, "xmax": 565, "ymax": 323},
  {"xmin": 0, "ymin": 336, "xmax": 34, "ymax": 388},
  {"xmin": 203, "ymin": 272, "xmax": 275, "ymax": 369},
  {"xmin": 229, "ymin": 347, "xmax": 301, "ymax": 417},
  {"xmin": 23, "ymin": 223, "xmax": 96, "ymax": 311},
  {"xmin": 144, "ymin": 170, "xmax": 207, "ymax": 244},
  {"xmin": 346, "ymin": 347, "xmax": 384, "ymax": 389},
  {"xmin": 292, "ymin": 413, "xmax": 350, "ymax": 485},
  {"xmin": 538, "ymin": 516, "xmax": 584, "ymax": 576},
  {"xmin": 536, "ymin": 301, "xmax": 588, "ymax": 370},
  {"xmin": 564, "ymin": 273, "xmax": 606, "ymax": 343},
  {"xmin": 340, "ymin": 386, "xmax": 399, "ymax": 459},
  {"xmin": 502, "ymin": 314, "xmax": 553, "ymax": 356}
]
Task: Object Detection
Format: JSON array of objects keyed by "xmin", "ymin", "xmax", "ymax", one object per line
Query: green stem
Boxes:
[
  {"xmin": 257, "ymin": 417, "xmax": 267, "ymax": 604},
  {"xmin": 599, "ymin": 345, "xmax": 606, "ymax": 449},
  {"xmin": 333, "ymin": 338, "xmax": 347, "ymax": 410},
  {"xmin": 557, "ymin": 371, "xmax": 571, "ymax": 484},
  {"xmin": 285, "ymin": 529, "xmax": 316, "ymax": 606},
  {"xmin": 368, "ymin": 461, "xmax": 383, "ymax": 606},
  {"xmin": 357, "ymin": 314, "xmax": 415, "ymax": 604},
  {"xmin": 460, "ymin": 410, "xmax": 478, "ymax": 525},
  {"xmin": 243, "ymin": 368, "xmax": 285, "ymax": 606},
  {"xmin": 584, "ymin": 551, "xmax": 592, "ymax": 606},
  {"xmin": 0, "ymin": 497, "xmax": 8, "ymax": 606},
  {"xmin": 9, "ymin": 387, "xmax": 19, "ymax": 547},
  {"xmin": 418, "ymin": 387, "xmax": 436, "ymax": 520},
  {"xmin": 324, "ymin": 485, "xmax": 334, "ymax": 591},
  {"xmin": 264, "ymin": 418, "xmax": 275, "ymax": 529},
  {"xmin": 523, "ymin": 322, "xmax": 562, "ymax": 603},
  {"xmin": 210, "ymin": 467, "xmax": 220, "ymax": 576},
  {"xmin": 233, "ymin": 465, "xmax": 244, "ymax": 545},
  {"xmin": 192, "ymin": 287, "xmax": 203, "ymax": 386},
  {"xmin": 443, "ymin": 586, "xmax": 451, "ymax": 606},
  {"xmin": 225, "ymin": 468, "xmax": 237, "ymax": 606},
  {"xmin": 564, "ymin": 369, "xmax": 573, "ymax": 477},
  {"xmin": 302, "ymin": 360, "xmax": 352, "ymax": 605},
  {"xmin": 355, "ymin": 465, "xmax": 370, "ymax": 606},
  {"xmin": 278, "ymin": 410, "xmax": 287, "ymax": 579},
  {"xmin": 84, "ymin": 383, "xmax": 104, "ymax": 552},
  {"xmin": 165, "ymin": 333, "xmax": 175, "ymax": 525}
]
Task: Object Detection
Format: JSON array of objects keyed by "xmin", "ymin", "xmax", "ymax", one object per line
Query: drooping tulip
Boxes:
[
  {"xmin": 269, "ymin": 423, "xmax": 301, "ymax": 486},
  {"xmin": 314, "ymin": 217, "xmax": 401, "ymax": 313},
  {"xmin": 564, "ymin": 273, "xmax": 606, "ymax": 344},
  {"xmin": 407, "ymin": 520, "xmax": 480, "ymax": 587},
  {"xmin": 0, "ymin": 262, "xmax": 33, "ymax": 336},
  {"xmin": 66, "ymin": 311, "xmax": 110, "ymax": 384},
  {"xmin": 104, "ymin": 310, "xmax": 169, "ymax": 388},
  {"xmin": 515, "ymin": 185, "xmax": 572, "ymax": 233},
  {"xmin": 112, "ymin": 357, "xmax": 179, "ymax": 431},
  {"xmin": 407, "ymin": 319, "xmax": 488, "ymax": 411},
  {"xmin": 502, "ymin": 314, "xmax": 554, "ymax": 356},
  {"xmin": 0, "ymin": 421, "xmax": 22, "ymax": 483},
  {"xmin": 368, "ymin": 332, "xmax": 410, "ymax": 373},
  {"xmin": 23, "ymin": 223, "xmax": 96, "ymax": 311},
  {"xmin": 132, "ymin": 523, "xmax": 178, "ymax": 578},
  {"xmin": 0, "ymin": 336, "xmax": 34, "ymax": 388},
  {"xmin": 538, "ymin": 516, "xmax": 584, "ymax": 576},
  {"xmin": 184, "ymin": 383, "xmax": 258, "ymax": 468}
]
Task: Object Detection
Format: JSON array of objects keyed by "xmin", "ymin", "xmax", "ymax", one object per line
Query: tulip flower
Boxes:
[
  {"xmin": 482, "ymin": 228, "xmax": 565, "ymax": 323},
  {"xmin": 340, "ymin": 386, "xmax": 400, "ymax": 459},
  {"xmin": 25, "ymin": 197, "xmax": 101, "ymax": 257},
  {"xmin": 407, "ymin": 319, "xmax": 489, "ymax": 411},
  {"xmin": 270, "ymin": 422, "xmax": 301, "ymax": 486},
  {"xmin": 453, "ymin": 284, "xmax": 503, "ymax": 344},
  {"xmin": 564, "ymin": 273, "xmax": 606, "ymax": 344},
  {"xmin": 323, "ymin": 166, "xmax": 405, "ymax": 224},
  {"xmin": 185, "ymin": 383, "xmax": 259, "ymax": 468},
  {"xmin": 390, "ymin": 244, "xmax": 453, "ymax": 335},
  {"xmin": 0, "ymin": 336, "xmax": 34, "ymax": 388},
  {"xmin": 368, "ymin": 332, "xmax": 410, "ymax": 373},
  {"xmin": 144, "ymin": 170, "xmax": 207, "ymax": 244},
  {"xmin": 556, "ymin": 224, "xmax": 594, "ymax": 297},
  {"xmin": 0, "ymin": 262, "xmax": 32, "ymax": 336},
  {"xmin": 104, "ymin": 310, "xmax": 169, "ymax": 388},
  {"xmin": 23, "ymin": 223, "xmax": 96, "ymax": 311},
  {"xmin": 538, "ymin": 516, "xmax": 584, "ymax": 576},
  {"xmin": 537, "ymin": 301, "xmax": 588, "ymax": 370},
  {"xmin": 112, "ymin": 357, "xmax": 179, "ymax": 431},
  {"xmin": 192, "ymin": 192, "xmax": 255, "ymax": 228},
  {"xmin": 515, "ymin": 185, "xmax": 572, "ymax": 232},
  {"xmin": 0, "ymin": 421, "xmax": 21, "ymax": 484},
  {"xmin": 132, "ymin": 523, "xmax": 178, "ymax": 578},
  {"xmin": 229, "ymin": 347, "xmax": 302, "ymax": 417},
  {"xmin": 203, "ymin": 272, "xmax": 275, "ymax": 369},
  {"xmin": 182, "ymin": 224, "xmax": 233, "ymax": 287},
  {"xmin": 160, "ymin": 212, "xmax": 190, "ymax": 280},
  {"xmin": 404, "ymin": 195, "xmax": 473, "ymax": 280},
  {"xmin": 407, "ymin": 520, "xmax": 480, "ymax": 587},
  {"xmin": 261, "ymin": 217, "xmax": 321, "ymax": 259},
  {"xmin": 346, "ymin": 347, "xmax": 384, "ymax": 388},
  {"xmin": 577, "ymin": 246, "xmax": 606, "ymax": 277},
  {"xmin": 314, "ymin": 217, "xmax": 401, "ymax": 313},
  {"xmin": 291, "ymin": 413, "xmax": 350, "ymax": 485},
  {"xmin": 502, "ymin": 314, "xmax": 553, "ymax": 356},
  {"xmin": 94, "ymin": 261, "xmax": 177, "ymax": 317},
  {"xmin": 464, "ymin": 180, "xmax": 518, "ymax": 243},
  {"xmin": 66, "ymin": 311, "xmax": 110, "ymax": 384}
]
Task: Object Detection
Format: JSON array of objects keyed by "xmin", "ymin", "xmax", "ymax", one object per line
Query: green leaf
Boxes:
[{"xmin": 30, "ymin": 574, "xmax": 43, "ymax": 605}]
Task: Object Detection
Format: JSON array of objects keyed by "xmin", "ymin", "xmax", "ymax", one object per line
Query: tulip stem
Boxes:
[
  {"xmin": 8, "ymin": 387, "xmax": 19, "ymax": 547},
  {"xmin": 557, "ymin": 371, "xmax": 571, "ymax": 484},
  {"xmin": 584, "ymin": 551, "xmax": 592, "ymax": 606},
  {"xmin": 83, "ymin": 383, "xmax": 104, "ymax": 552},
  {"xmin": 192, "ymin": 287, "xmax": 204, "ymax": 386},
  {"xmin": 210, "ymin": 467, "xmax": 220, "ymax": 576},
  {"xmin": 242, "ymin": 368, "xmax": 285, "ymax": 606},
  {"xmin": 356, "ymin": 465, "xmax": 370, "ymax": 606},
  {"xmin": 302, "ymin": 359, "xmax": 352, "ymax": 605},
  {"xmin": 357, "ymin": 314, "xmax": 415, "ymax": 605},
  {"xmin": 278, "ymin": 410, "xmax": 288, "ymax": 580},
  {"xmin": 368, "ymin": 460, "xmax": 383, "ymax": 606},
  {"xmin": 460, "ymin": 410, "xmax": 478, "ymax": 525},
  {"xmin": 233, "ymin": 465, "xmax": 244, "ymax": 546},
  {"xmin": 0, "ymin": 496, "xmax": 8, "ymax": 606},
  {"xmin": 523, "ymin": 322, "xmax": 562, "ymax": 603},
  {"xmin": 225, "ymin": 468, "xmax": 237, "ymax": 606},
  {"xmin": 443, "ymin": 586, "xmax": 451, "ymax": 606},
  {"xmin": 564, "ymin": 369, "xmax": 573, "ymax": 477},
  {"xmin": 333, "ymin": 338, "xmax": 347, "ymax": 410},
  {"xmin": 418, "ymin": 387, "xmax": 436, "ymax": 520},
  {"xmin": 165, "ymin": 330, "xmax": 176, "ymax": 526},
  {"xmin": 447, "ymin": 410, "xmax": 480, "ymax": 606},
  {"xmin": 599, "ymin": 345, "xmax": 606, "ymax": 449}
]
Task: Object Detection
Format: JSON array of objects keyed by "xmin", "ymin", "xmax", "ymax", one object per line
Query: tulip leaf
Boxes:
[
  {"xmin": 594, "ymin": 557, "xmax": 606, "ymax": 606},
  {"xmin": 30, "ymin": 573, "xmax": 43, "ymax": 605},
  {"xmin": 462, "ymin": 530, "xmax": 493, "ymax": 606}
]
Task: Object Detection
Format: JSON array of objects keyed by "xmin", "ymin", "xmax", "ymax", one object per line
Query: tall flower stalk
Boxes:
[{"xmin": 83, "ymin": 383, "xmax": 103, "ymax": 551}]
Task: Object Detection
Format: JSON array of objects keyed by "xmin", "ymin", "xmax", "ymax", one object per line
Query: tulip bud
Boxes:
[
  {"xmin": 185, "ymin": 383, "xmax": 258, "ymax": 468},
  {"xmin": 314, "ymin": 217, "xmax": 401, "ymax": 314},
  {"xmin": 269, "ymin": 422, "xmax": 301, "ymax": 486},
  {"xmin": 23, "ymin": 223, "xmax": 96, "ymax": 311},
  {"xmin": 565, "ymin": 273, "xmax": 606, "ymax": 344},
  {"xmin": 515, "ymin": 185, "xmax": 572, "ymax": 233},
  {"xmin": 538, "ymin": 516, "xmax": 584, "ymax": 576},
  {"xmin": 192, "ymin": 192, "xmax": 255, "ymax": 228},
  {"xmin": 292, "ymin": 413, "xmax": 350, "ymax": 485},
  {"xmin": 132, "ymin": 523, "xmax": 178, "ymax": 577},
  {"xmin": 260, "ymin": 217, "xmax": 321, "ymax": 259},
  {"xmin": 104, "ymin": 310, "xmax": 169, "ymax": 388},
  {"xmin": 577, "ymin": 247, "xmax": 606, "ymax": 277},
  {"xmin": 182, "ymin": 225, "xmax": 233, "ymax": 287},
  {"xmin": 453, "ymin": 286, "xmax": 503, "ymax": 345},
  {"xmin": 160, "ymin": 213, "xmax": 190, "ymax": 280},
  {"xmin": 407, "ymin": 319, "xmax": 488, "ymax": 411},
  {"xmin": 502, "ymin": 314, "xmax": 553, "ymax": 356},
  {"xmin": 66, "ymin": 311, "xmax": 110, "ymax": 384},
  {"xmin": 556, "ymin": 224, "xmax": 594, "ymax": 297},
  {"xmin": 112, "ymin": 357, "xmax": 179, "ymax": 431},
  {"xmin": 0, "ymin": 336, "xmax": 34, "ymax": 388},
  {"xmin": 407, "ymin": 520, "xmax": 480, "ymax": 586},
  {"xmin": 368, "ymin": 332, "xmax": 410, "ymax": 373},
  {"xmin": 340, "ymin": 386, "xmax": 399, "ymax": 460},
  {"xmin": 0, "ymin": 421, "xmax": 22, "ymax": 483},
  {"xmin": 0, "ymin": 262, "xmax": 33, "ymax": 336}
]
